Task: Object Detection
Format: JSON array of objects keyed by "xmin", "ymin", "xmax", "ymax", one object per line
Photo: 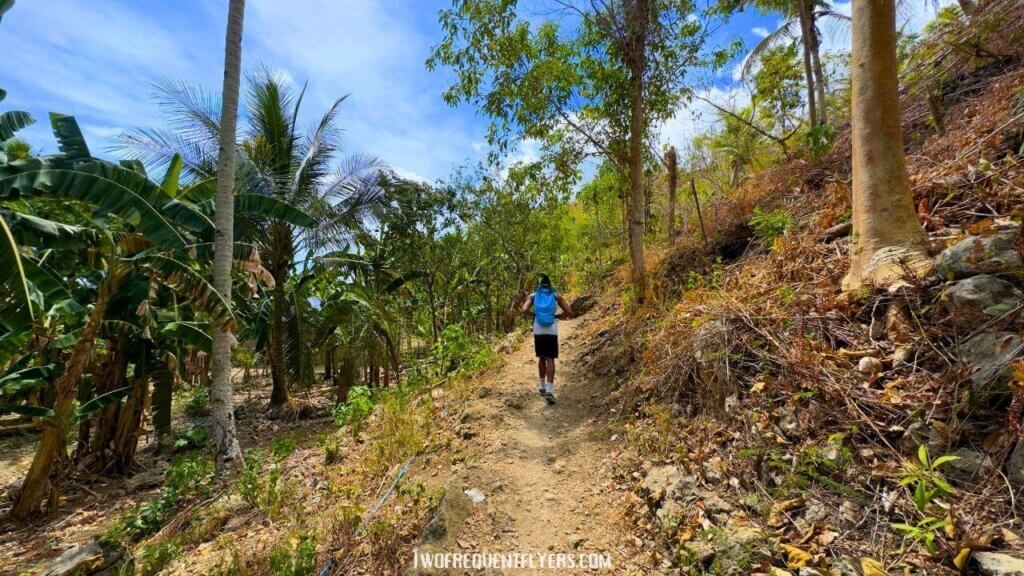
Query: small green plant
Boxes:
[
  {"xmin": 173, "ymin": 425, "xmax": 209, "ymax": 451},
  {"xmin": 238, "ymin": 450, "xmax": 284, "ymax": 515},
  {"xmin": 802, "ymin": 122, "xmax": 837, "ymax": 159},
  {"xmin": 319, "ymin": 433, "xmax": 343, "ymax": 465},
  {"xmin": 892, "ymin": 516, "xmax": 949, "ymax": 556},
  {"xmin": 270, "ymin": 435, "xmax": 297, "ymax": 460},
  {"xmin": 102, "ymin": 455, "xmax": 214, "ymax": 545},
  {"xmin": 268, "ymin": 532, "xmax": 317, "ymax": 576},
  {"xmin": 898, "ymin": 445, "xmax": 958, "ymax": 513},
  {"xmin": 136, "ymin": 539, "xmax": 184, "ymax": 575},
  {"xmin": 183, "ymin": 387, "xmax": 210, "ymax": 417},
  {"xmin": 683, "ymin": 258, "xmax": 726, "ymax": 291},
  {"xmin": 749, "ymin": 207, "xmax": 792, "ymax": 244},
  {"xmin": 333, "ymin": 385, "xmax": 374, "ymax": 432}
]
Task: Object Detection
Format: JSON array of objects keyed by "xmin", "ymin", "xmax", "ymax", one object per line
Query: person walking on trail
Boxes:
[{"xmin": 521, "ymin": 275, "xmax": 573, "ymax": 404}]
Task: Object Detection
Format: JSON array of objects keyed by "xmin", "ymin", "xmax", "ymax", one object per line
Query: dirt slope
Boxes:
[{"xmin": 423, "ymin": 318, "xmax": 651, "ymax": 575}]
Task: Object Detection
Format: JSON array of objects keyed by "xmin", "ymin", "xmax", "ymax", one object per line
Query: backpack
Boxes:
[{"xmin": 534, "ymin": 286, "xmax": 557, "ymax": 327}]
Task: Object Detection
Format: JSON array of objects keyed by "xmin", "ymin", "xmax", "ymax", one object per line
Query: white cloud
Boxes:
[
  {"xmin": 752, "ymin": 27, "xmax": 770, "ymax": 38},
  {"xmin": 392, "ymin": 166, "xmax": 431, "ymax": 184},
  {"xmin": 658, "ymin": 86, "xmax": 751, "ymax": 149},
  {"xmin": 246, "ymin": 0, "xmax": 485, "ymax": 183}
]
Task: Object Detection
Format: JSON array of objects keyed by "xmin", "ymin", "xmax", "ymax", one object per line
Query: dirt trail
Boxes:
[{"xmin": 437, "ymin": 318, "xmax": 649, "ymax": 575}]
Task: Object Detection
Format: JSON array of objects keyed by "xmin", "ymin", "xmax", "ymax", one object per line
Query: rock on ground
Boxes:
[
  {"xmin": 935, "ymin": 220, "xmax": 1023, "ymax": 279},
  {"xmin": 974, "ymin": 551, "xmax": 1024, "ymax": 576},
  {"xmin": 940, "ymin": 274, "xmax": 1023, "ymax": 328},
  {"xmin": 959, "ymin": 332, "xmax": 1023, "ymax": 396}
]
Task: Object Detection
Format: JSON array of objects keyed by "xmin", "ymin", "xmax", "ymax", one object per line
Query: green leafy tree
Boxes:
[{"xmin": 429, "ymin": 0, "xmax": 732, "ymax": 303}]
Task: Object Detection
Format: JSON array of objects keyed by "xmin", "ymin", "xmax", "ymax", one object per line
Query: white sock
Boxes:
[
  {"xmin": 545, "ymin": 381, "xmax": 554, "ymax": 394},
  {"xmin": 538, "ymin": 378, "xmax": 545, "ymax": 390}
]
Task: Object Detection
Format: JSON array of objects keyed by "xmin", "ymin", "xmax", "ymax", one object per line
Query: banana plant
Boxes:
[{"xmin": 1, "ymin": 110, "xmax": 311, "ymax": 519}]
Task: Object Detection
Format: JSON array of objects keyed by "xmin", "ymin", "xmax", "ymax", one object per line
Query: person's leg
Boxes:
[
  {"xmin": 545, "ymin": 358, "xmax": 555, "ymax": 386},
  {"xmin": 537, "ymin": 357, "xmax": 546, "ymax": 393}
]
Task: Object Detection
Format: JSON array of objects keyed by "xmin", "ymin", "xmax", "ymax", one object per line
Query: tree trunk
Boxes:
[
  {"xmin": 666, "ymin": 146, "xmax": 678, "ymax": 239},
  {"xmin": 82, "ymin": 337, "xmax": 129, "ymax": 466},
  {"xmin": 209, "ymin": 0, "xmax": 246, "ymax": 468},
  {"xmin": 808, "ymin": 18, "xmax": 828, "ymax": 124},
  {"xmin": 10, "ymin": 270, "xmax": 124, "ymax": 520},
  {"xmin": 797, "ymin": 0, "xmax": 819, "ymax": 127},
  {"xmin": 625, "ymin": 0, "xmax": 650, "ymax": 303},
  {"xmin": 844, "ymin": 0, "xmax": 931, "ymax": 290},
  {"xmin": 268, "ymin": 284, "xmax": 290, "ymax": 406},
  {"xmin": 109, "ymin": 368, "xmax": 150, "ymax": 474},
  {"xmin": 324, "ymin": 344, "xmax": 335, "ymax": 381}
]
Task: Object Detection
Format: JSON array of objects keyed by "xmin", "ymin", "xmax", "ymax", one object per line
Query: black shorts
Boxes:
[{"xmin": 534, "ymin": 334, "xmax": 559, "ymax": 358}]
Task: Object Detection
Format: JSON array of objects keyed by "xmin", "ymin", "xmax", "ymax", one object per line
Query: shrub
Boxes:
[
  {"xmin": 102, "ymin": 455, "xmax": 214, "ymax": 546},
  {"xmin": 748, "ymin": 207, "xmax": 791, "ymax": 244},
  {"xmin": 270, "ymin": 435, "xmax": 297, "ymax": 460},
  {"xmin": 268, "ymin": 532, "xmax": 317, "ymax": 576},
  {"xmin": 333, "ymin": 385, "xmax": 374, "ymax": 433},
  {"xmin": 173, "ymin": 425, "xmax": 208, "ymax": 451},
  {"xmin": 801, "ymin": 122, "xmax": 837, "ymax": 159},
  {"xmin": 183, "ymin": 387, "xmax": 210, "ymax": 417}
]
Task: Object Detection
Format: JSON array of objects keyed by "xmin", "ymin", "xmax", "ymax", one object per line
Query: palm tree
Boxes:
[
  {"xmin": 741, "ymin": 0, "xmax": 847, "ymax": 126},
  {"xmin": 210, "ymin": 0, "xmax": 245, "ymax": 466},
  {"xmin": 118, "ymin": 71, "xmax": 386, "ymax": 409}
]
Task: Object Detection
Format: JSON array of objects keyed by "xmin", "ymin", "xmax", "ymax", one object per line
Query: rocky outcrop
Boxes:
[
  {"xmin": 935, "ymin": 221, "xmax": 1023, "ymax": 279},
  {"xmin": 940, "ymin": 274, "xmax": 1023, "ymax": 328}
]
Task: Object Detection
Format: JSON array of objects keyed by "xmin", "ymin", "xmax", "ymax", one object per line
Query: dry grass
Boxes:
[{"xmin": 576, "ymin": 12, "xmax": 1024, "ymax": 569}]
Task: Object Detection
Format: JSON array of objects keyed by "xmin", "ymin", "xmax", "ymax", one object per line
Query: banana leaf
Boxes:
[
  {"xmin": 0, "ymin": 110, "xmax": 33, "ymax": 142},
  {"xmin": 159, "ymin": 321, "xmax": 212, "ymax": 353},
  {"xmin": 0, "ymin": 213, "xmax": 32, "ymax": 324},
  {"xmin": 0, "ymin": 158, "xmax": 187, "ymax": 249},
  {"xmin": 49, "ymin": 113, "xmax": 91, "ymax": 161}
]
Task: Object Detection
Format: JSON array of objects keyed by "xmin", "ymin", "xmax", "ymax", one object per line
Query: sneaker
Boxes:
[{"xmin": 543, "ymin": 391, "xmax": 556, "ymax": 405}]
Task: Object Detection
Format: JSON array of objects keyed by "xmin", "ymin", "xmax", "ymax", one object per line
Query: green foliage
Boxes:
[
  {"xmin": 801, "ymin": 122, "xmax": 837, "ymax": 159},
  {"xmin": 760, "ymin": 439, "xmax": 853, "ymax": 496},
  {"xmin": 898, "ymin": 445, "xmax": 958, "ymax": 513},
  {"xmin": 268, "ymin": 532, "xmax": 317, "ymax": 576},
  {"xmin": 102, "ymin": 455, "xmax": 214, "ymax": 546},
  {"xmin": 182, "ymin": 387, "xmax": 210, "ymax": 417},
  {"xmin": 892, "ymin": 516, "xmax": 949, "ymax": 556},
  {"xmin": 333, "ymin": 385, "xmax": 374, "ymax": 432},
  {"xmin": 270, "ymin": 435, "xmax": 297, "ymax": 459},
  {"xmin": 136, "ymin": 538, "xmax": 184, "ymax": 575},
  {"xmin": 173, "ymin": 425, "xmax": 209, "ymax": 451},
  {"xmin": 748, "ymin": 207, "xmax": 791, "ymax": 243},
  {"xmin": 238, "ymin": 450, "xmax": 286, "ymax": 516}
]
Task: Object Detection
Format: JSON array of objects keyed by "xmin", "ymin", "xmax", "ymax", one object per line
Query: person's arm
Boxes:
[
  {"xmin": 556, "ymin": 295, "xmax": 574, "ymax": 319},
  {"xmin": 520, "ymin": 294, "xmax": 534, "ymax": 319}
]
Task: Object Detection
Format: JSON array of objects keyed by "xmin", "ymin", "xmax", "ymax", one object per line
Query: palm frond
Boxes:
[{"xmin": 742, "ymin": 18, "xmax": 801, "ymax": 80}]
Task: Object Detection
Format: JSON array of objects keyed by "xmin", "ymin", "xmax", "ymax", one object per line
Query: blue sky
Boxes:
[{"xmin": 0, "ymin": 0, "xmax": 947, "ymax": 183}]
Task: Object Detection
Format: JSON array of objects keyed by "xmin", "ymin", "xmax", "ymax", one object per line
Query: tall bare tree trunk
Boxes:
[
  {"xmin": 808, "ymin": 19, "xmax": 828, "ymax": 124},
  {"xmin": 625, "ymin": 0, "xmax": 650, "ymax": 303},
  {"xmin": 666, "ymin": 146, "xmax": 678, "ymax": 239},
  {"xmin": 210, "ymin": 0, "xmax": 246, "ymax": 467},
  {"xmin": 797, "ymin": 0, "xmax": 819, "ymax": 127},
  {"xmin": 843, "ymin": 0, "xmax": 931, "ymax": 290},
  {"xmin": 11, "ymin": 270, "xmax": 124, "ymax": 520},
  {"xmin": 269, "ymin": 284, "xmax": 290, "ymax": 406}
]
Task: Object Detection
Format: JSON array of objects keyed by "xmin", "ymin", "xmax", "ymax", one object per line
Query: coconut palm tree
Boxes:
[
  {"xmin": 117, "ymin": 71, "xmax": 387, "ymax": 409},
  {"xmin": 741, "ymin": 0, "xmax": 848, "ymax": 126},
  {"xmin": 210, "ymin": 0, "xmax": 246, "ymax": 466}
]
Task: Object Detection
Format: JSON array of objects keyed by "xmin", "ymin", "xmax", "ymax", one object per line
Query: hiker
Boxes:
[{"xmin": 521, "ymin": 275, "xmax": 573, "ymax": 404}]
